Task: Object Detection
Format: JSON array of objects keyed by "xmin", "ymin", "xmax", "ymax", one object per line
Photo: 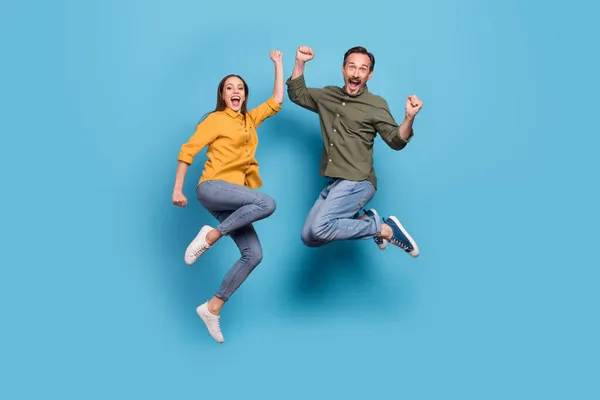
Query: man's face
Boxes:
[{"xmin": 342, "ymin": 53, "xmax": 373, "ymax": 95}]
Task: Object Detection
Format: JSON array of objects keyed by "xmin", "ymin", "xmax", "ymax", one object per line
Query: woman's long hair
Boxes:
[{"xmin": 197, "ymin": 74, "xmax": 249, "ymax": 125}]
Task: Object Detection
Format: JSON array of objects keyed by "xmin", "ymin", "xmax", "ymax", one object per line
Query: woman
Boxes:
[{"xmin": 172, "ymin": 50, "xmax": 284, "ymax": 343}]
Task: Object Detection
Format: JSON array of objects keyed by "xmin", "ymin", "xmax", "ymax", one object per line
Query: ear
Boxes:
[{"xmin": 367, "ymin": 71, "xmax": 374, "ymax": 80}]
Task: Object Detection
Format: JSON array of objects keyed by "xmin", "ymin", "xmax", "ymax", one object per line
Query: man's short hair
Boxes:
[{"xmin": 343, "ymin": 46, "xmax": 375, "ymax": 72}]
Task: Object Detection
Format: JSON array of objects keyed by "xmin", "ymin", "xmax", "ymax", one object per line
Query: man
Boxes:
[{"xmin": 286, "ymin": 45, "xmax": 422, "ymax": 257}]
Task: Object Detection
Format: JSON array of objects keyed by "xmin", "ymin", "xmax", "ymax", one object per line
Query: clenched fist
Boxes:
[
  {"xmin": 172, "ymin": 190, "xmax": 187, "ymax": 207},
  {"xmin": 296, "ymin": 46, "xmax": 314, "ymax": 62},
  {"xmin": 270, "ymin": 50, "xmax": 283, "ymax": 64},
  {"xmin": 406, "ymin": 95, "xmax": 423, "ymax": 118}
]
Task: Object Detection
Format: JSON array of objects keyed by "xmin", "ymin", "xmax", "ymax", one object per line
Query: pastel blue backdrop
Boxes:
[{"xmin": 1, "ymin": 0, "xmax": 598, "ymax": 399}]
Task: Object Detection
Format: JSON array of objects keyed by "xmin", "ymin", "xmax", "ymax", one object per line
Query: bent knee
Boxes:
[
  {"xmin": 301, "ymin": 222, "xmax": 328, "ymax": 247},
  {"xmin": 301, "ymin": 219, "xmax": 316, "ymax": 244},
  {"xmin": 302, "ymin": 238, "xmax": 323, "ymax": 248},
  {"xmin": 301, "ymin": 230, "xmax": 314, "ymax": 246},
  {"xmin": 258, "ymin": 195, "xmax": 276, "ymax": 216},
  {"xmin": 310, "ymin": 218, "xmax": 334, "ymax": 242}
]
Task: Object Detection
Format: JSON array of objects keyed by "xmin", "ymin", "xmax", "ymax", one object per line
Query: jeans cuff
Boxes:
[
  {"xmin": 374, "ymin": 214, "xmax": 382, "ymax": 237},
  {"xmin": 215, "ymin": 292, "xmax": 228, "ymax": 302}
]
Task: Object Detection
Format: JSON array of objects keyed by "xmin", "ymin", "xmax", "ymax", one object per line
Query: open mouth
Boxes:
[
  {"xmin": 231, "ymin": 95, "xmax": 241, "ymax": 108},
  {"xmin": 348, "ymin": 78, "xmax": 361, "ymax": 90}
]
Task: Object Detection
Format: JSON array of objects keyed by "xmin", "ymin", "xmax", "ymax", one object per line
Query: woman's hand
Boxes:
[
  {"xmin": 172, "ymin": 190, "xmax": 188, "ymax": 207},
  {"xmin": 270, "ymin": 50, "xmax": 283, "ymax": 65},
  {"xmin": 270, "ymin": 50, "xmax": 284, "ymax": 104}
]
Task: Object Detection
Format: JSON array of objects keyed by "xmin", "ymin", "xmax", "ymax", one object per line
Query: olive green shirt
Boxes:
[{"xmin": 286, "ymin": 75, "xmax": 413, "ymax": 189}]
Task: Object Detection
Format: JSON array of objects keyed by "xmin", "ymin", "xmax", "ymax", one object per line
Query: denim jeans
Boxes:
[
  {"xmin": 301, "ymin": 178, "xmax": 381, "ymax": 247},
  {"xmin": 196, "ymin": 179, "xmax": 276, "ymax": 301}
]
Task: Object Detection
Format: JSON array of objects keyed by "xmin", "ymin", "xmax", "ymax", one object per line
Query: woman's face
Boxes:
[{"xmin": 222, "ymin": 76, "xmax": 246, "ymax": 113}]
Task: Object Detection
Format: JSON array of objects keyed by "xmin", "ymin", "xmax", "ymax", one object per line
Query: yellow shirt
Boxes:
[{"xmin": 178, "ymin": 96, "xmax": 282, "ymax": 188}]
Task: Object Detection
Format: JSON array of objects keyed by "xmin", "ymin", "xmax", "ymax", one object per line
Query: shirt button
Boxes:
[
  {"xmin": 330, "ymin": 143, "xmax": 333, "ymax": 146},
  {"xmin": 333, "ymin": 129, "xmax": 336, "ymax": 132},
  {"xmin": 336, "ymin": 113, "xmax": 339, "ymax": 117},
  {"xmin": 342, "ymin": 102, "xmax": 345, "ymax": 106},
  {"xmin": 328, "ymin": 158, "xmax": 332, "ymax": 162}
]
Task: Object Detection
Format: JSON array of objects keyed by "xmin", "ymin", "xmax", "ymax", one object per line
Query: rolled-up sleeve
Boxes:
[
  {"xmin": 177, "ymin": 114, "xmax": 219, "ymax": 164},
  {"xmin": 372, "ymin": 100, "xmax": 413, "ymax": 151},
  {"xmin": 286, "ymin": 75, "xmax": 322, "ymax": 113},
  {"xmin": 248, "ymin": 96, "xmax": 282, "ymax": 128}
]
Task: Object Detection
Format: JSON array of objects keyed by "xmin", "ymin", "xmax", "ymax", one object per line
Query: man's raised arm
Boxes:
[{"xmin": 286, "ymin": 46, "xmax": 322, "ymax": 113}]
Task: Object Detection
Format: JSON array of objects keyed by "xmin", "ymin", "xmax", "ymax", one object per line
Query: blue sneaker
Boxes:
[
  {"xmin": 363, "ymin": 208, "xmax": 387, "ymax": 250},
  {"xmin": 383, "ymin": 216, "xmax": 419, "ymax": 257}
]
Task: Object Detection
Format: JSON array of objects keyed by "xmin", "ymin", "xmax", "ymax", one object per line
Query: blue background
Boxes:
[{"xmin": 1, "ymin": 0, "xmax": 599, "ymax": 398}]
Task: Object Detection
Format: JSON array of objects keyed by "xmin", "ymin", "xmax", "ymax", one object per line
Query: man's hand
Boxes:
[
  {"xmin": 406, "ymin": 95, "xmax": 423, "ymax": 118},
  {"xmin": 270, "ymin": 50, "xmax": 283, "ymax": 65},
  {"xmin": 296, "ymin": 46, "xmax": 314, "ymax": 62}
]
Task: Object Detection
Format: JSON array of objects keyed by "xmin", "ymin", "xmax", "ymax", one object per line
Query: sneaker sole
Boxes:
[{"xmin": 388, "ymin": 216, "xmax": 419, "ymax": 258}]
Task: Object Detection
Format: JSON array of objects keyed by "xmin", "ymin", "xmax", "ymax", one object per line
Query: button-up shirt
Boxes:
[
  {"xmin": 178, "ymin": 96, "xmax": 281, "ymax": 188},
  {"xmin": 286, "ymin": 75, "xmax": 413, "ymax": 188}
]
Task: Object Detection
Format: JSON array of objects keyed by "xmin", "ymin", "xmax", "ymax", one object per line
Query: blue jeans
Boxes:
[
  {"xmin": 196, "ymin": 180, "xmax": 276, "ymax": 301},
  {"xmin": 301, "ymin": 178, "xmax": 381, "ymax": 247}
]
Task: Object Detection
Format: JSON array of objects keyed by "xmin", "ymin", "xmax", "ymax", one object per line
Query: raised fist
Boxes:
[
  {"xmin": 406, "ymin": 95, "xmax": 423, "ymax": 117},
  {"xmin": 270, "ymin": 50, "xmax": 283, "ymax": 64},
  {"xmin": 296, "ymin": 46, "xmax": 314, "ymax": 62}
]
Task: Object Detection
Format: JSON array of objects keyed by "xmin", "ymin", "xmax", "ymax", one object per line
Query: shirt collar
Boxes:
[{"xmin": 224, "ymin": 107, "xmax": 244, "ymax": 120}]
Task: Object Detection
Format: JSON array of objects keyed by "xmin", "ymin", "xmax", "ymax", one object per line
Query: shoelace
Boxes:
[
  {"xmin": 192, "ymin": 243, "xmax": 209, "ymax": 257},
  {"xmin": 390, "ymin": 237, "xmax": 410, "ymax": 250},
  {"xmin": 204, "ymin": 306, "xmax": 222, "ymax": 333},
  {"xmin": 211, "ymin": 315, "xmax": 222, "ymax": 332}
]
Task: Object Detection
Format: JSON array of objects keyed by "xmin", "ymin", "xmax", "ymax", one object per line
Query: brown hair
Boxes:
[
  {"xmin": 343, "ymin": 46, "xmax": 375, "ymax": 72},
  {"xmin": 197, "ymin": 74, "xmax": 249, "ymax": 124},
  {"xmin": 214, "ymin": 74, "xmax": 249, "ymax": 114}
]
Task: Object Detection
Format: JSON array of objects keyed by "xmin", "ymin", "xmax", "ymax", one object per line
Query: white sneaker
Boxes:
[
  {"xmin": 196, "ymin": 302, "xmax": 224, "ymax": 343},
  {"xmin": 184, "ymin": 225, "xmax": 213, "ymax": 265}
]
